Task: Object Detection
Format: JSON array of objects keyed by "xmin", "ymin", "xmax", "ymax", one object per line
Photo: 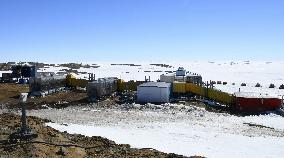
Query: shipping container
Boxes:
[
  {"xmin": 234, "ymin": 92, "xmax": 282, "ymax": 113},
  {"xmin": 137, "ymin": 82, "xmax": 171, "ymax": 103}
]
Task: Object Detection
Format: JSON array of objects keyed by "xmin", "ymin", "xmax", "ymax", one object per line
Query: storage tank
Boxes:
[{"xmin": 29, "ymin": 74, "xmax": 66, "ymax": 95}]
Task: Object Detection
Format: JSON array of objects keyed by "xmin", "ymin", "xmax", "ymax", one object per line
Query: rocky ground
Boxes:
[
  {"xmin": 0, "ymin": 83, "xmax": 89, "ymax": 110},
  {"xmin": 0, "ymin": 113, "xmax": 204, "ymax": 158},
  {"xmin": 0, "ymin": 83, "xmax": 204, "ymax": 158}
]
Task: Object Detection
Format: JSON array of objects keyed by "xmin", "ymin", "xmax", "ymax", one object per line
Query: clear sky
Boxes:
[{"xmin": 0, "ymin": 0, "xmax": 283, "ymax": 62}]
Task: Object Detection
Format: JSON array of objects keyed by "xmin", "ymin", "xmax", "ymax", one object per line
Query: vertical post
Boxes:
[
  {"xmin": 20, "ymin": 93, "xmax": 28, "ymax": 134},
  {"xmin": 206, "ymin": 81, "xmax": 209, "ymax": 98},
  {"xmin": 282, "ymin": 95, "xmax": 284, "ymax": 108},
  {"xmin": 149, "ymin": 76, "xmax": 150, "ymax": 82}
]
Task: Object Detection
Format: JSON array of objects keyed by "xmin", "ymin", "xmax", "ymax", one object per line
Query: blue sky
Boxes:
[{"xmin": 0, "ymin": 0, "xmax": 283, "ymax": 62}]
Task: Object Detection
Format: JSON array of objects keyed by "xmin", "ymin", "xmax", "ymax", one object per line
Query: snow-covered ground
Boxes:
[
  {"xmin": 24, "ymin": 104, "xmax": 284, "ymax": 158},
  {"xmin": 2, "ymin": 60, "xmax": 284, "ymax": 83},
  {"xmin": 215, "ymin": 84, "xmax": 284, "ymax": 98}
]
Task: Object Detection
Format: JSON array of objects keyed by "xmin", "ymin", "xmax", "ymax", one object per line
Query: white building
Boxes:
[{"xmin": 137, "ymin": 82, "xmax": 171, "ymax": 103}]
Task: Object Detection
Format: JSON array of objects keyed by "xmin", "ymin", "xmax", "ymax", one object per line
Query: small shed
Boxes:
[
  {"xmin": 176, "ymin": 67, "xmax": 186, "ymax": 76},
  {"xmin": 137, "ymin": 82, "xmax": 171, "ymax": 103}
]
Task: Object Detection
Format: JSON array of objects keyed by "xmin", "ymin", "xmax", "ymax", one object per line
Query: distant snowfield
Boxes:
[
  {"xmin": 35, "ymin": 60, "xmax": 284, "ymax": 97},
  {"xmin": 36, "ymin": 105, "xmax": 284, "ymax": 158},
  {"xmin": 2, "ymin": 61, "xmax": 284, "ymax": 97},
  {"xmin": 31, "ymin": 60, "xmax": 284, "ymax": 82},
  {"xmin": 2, "ymin": 60, "xmax": 284, "ymax": 91}
]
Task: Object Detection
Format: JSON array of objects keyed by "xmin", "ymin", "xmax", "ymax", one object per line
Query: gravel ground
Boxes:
[{"xmin": 26, "ymin": 103, "xmax": 284, "ymax": 138}]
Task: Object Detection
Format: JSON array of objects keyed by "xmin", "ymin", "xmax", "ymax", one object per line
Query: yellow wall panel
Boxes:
[{"xmin": 173, "ymin": 82, "xmax": 186, "ymax": 93}]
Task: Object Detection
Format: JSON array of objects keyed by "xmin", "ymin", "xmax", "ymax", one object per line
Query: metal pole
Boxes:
[
  {"xmin": 282, "ymin": 95, "xmax": 284, "ymax": 108},
  {"xmin": 20, "ymin": 93, "xmax": 28, "ymax": 134},
  {"xmin": 21, "ymin": 102, "xmax": 27, "ymax": 133}
]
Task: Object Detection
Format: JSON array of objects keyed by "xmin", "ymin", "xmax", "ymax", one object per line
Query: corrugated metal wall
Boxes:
[
  {"xmin": 173, "ymin": 82, "xmax": 186, "ymax": 93},
  {"xmin": 171, "ymin": 82, "xmax": 235, "ymax": 105}
]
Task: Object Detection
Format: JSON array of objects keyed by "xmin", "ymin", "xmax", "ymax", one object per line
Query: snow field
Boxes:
[{"xmin": 27, "ymin": 103, "xmax": 284, "ymax": 158}]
